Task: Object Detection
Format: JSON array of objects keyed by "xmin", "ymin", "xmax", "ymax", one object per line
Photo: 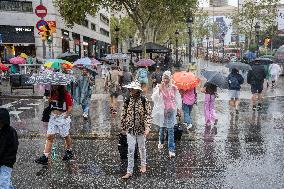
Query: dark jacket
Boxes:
[
  {"xmin": 228, "ymin": 73, "xmax": 244, "ymax": 90},
  {"xmin": 247, "ymin": 65, "xmax": 266, "ymax": 85},
  {"xmin": 204, "ymin": 82, "xmax": 217, "ymax": 95},
  {"xmin": 0, "ymin": 108, "xmax": 19, "ymax": 168}
]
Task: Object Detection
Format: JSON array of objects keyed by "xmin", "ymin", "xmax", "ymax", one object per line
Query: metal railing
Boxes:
[{"xmin": 0, "ymin": 1, "xmax": 33, "ymax": 12}]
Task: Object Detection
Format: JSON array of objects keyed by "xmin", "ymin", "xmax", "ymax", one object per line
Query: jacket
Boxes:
[
  {"xmin": 0, "ymin": 111, "xmax": 19, "ymax": 168},
  {"xmin": 121, "ymin": 94, "xmax": 152, "ymax": 135},
  {"xmin": 228, "ymin": 73, "xmax": 244, "ymax": 90},
  {"xmin": 247, "ymin": 65, "xmax": 266, "ymax": 84}
]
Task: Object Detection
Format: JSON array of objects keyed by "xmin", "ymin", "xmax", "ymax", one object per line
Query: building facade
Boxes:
[{"xmin": 0, "ymin": 0, "xmax": 111, "ymax": 62}]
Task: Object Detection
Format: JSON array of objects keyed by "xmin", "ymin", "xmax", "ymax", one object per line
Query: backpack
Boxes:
[
  {"xmin": 139, "ymin": 69, "xmax": 148, "ymax": 78},
  {"xmin": 228, "ymin": 74, "xmax": 240, "ymax": 89},
  {"xmin": 124, "ymin": 95, "xmax": 146, "ymax": 112}
]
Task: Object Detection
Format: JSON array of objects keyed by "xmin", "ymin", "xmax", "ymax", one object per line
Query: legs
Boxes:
[
  {"xmin": 159, "ymin": 127, "xmax": 165, "ymax": 147},
  {"xmin": 182, "ymin": 104, "xmax": 192, "ymax": 124},
  {"xmin": 64, "ymin": 135, "xmax": 72, "ymax": 150},
  {"xmin": 137, "ymin": 135, "xmax": 147, "ymax": 172},
  {"xmin": 44, "ymin": 134, "xmax": 55, "ymax": 155},
  {"xmin": 204, "ymin": 94, "xmax": 216, "ymax": 125},
  {"xmin": 126, "ymin": 134, "xmax": 136, "ymax": 174},
  {"xmin": 167, "ymin": 128, "xmax": 175, "ymax": 152}
]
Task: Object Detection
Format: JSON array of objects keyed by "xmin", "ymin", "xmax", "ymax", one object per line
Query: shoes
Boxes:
[
  {"xmin": 252, "ymin": 105, "xmax": 257, "ymax": 111},
  {"xmin": 235, "ymin": 109, "xmax": 239, "ymax": 114},
  {"xmin": 211, "ymin": 126, "xmax": 218, "ymax": 135},
  {"xmin": 83, "ymin": 112, "xmax": 88, "ymax": 119},
  {"xmin": 158, "ymin": 143, "xmax": 164, "ymax": 149},
  {"xmin": 35, "ymin": 155, "xmax": 48, "ymax": 165},
  {"xmin": 62, "ymin": 150, "xmax": 73, "ymax": 161},
  {"xmin": 214, "ymin": 119, "xmax": 218, "ymax": 125},
  {"xmin": 257, "ymin": 104, "xmax": 263, "ymax": 111},
  {"xmin": 169, "ymin": 151, "xmax": 175, "ymax": 158},
  {"xmin": 122, "ymin": 173, "xmax": 132, "ymax": 179},
  {"xmin": 187, "ymin": 123, "xmax": 193, "ymax": 130}
]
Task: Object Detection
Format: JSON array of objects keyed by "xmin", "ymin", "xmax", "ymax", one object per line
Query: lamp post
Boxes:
[
  {"xmin": 129, "ymin": 35, "xmax": 133, "ymax": 49},
  {"xmin": 115, "ymin": 25, "xmax": 120, "ymax": 53},
  {"xmin": 206, "ymin": 36, "xmax": 209, "ymax": 60},
  {"xmin": 254, "ymin": 22, "xmax": 260, "ymax": 57},
  {"xmin": 175, "ymin": 30, "xmax": 179, "ymax": 67},
  {"xmin": 186, "ymin": 16, "xmax": 194, "ymax": 63},
  {"xmin": 221, "ymin": 32, "xmax": 225, "ymax": 63}
]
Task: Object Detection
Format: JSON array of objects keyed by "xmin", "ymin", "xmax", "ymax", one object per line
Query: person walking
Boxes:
[
  {"xmin": 35, "ymin": 85, "xmax": 73, "ymax": 165},
  {"xmin": 136, "ymin": 66, "xmax": 149, "ymax": 92},
  {"xmin": 247, "ymin": 60, "xmax": 266, "ymax": 111},
  {"xmin": 152, "ymin": 71, "xmax": 182, "ymax": 158},
  {"xmin": 101, "ymin": 61, "xmax": 108, "ymax": 79},
  {"xmin": 73, "ymin": 67, "xmax": 94, "ymax": 119},
  {"xmin": 269, "ymin": 62, "xmax": 282, "ymax": 88},
  {"xmin": 201, "ymin": 82, "xmax": 218, "ymax": 126},
  {"xmin": 180, "ymin": 87, "xmax": 197, "ymax": 130},
  {"xmin": 228, "ymin": 68, "xmax": 244, "ymax": 114},
  {"xmin": 120, "ymin": 81, "xmax": 152, "ymax": 179},
  {"xmin": 151, "ymin": 66, "xmax": 163, "ymax": 88},
  {"xmin": 0, "ymin": 108, "xmax": 19, "ymax": 189},
  {"xmin": 105, "ymin": 65, "xmax": 122, "ymax": 114}
]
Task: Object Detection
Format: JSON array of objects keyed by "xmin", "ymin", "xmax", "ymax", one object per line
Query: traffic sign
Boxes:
[
  {"xmin": 35, "ymin": 5, "xmax": 47, "ymax": 18},
  {"xmin": 36, "ymin": 20, "xmax": 48, "ymax": 32}
]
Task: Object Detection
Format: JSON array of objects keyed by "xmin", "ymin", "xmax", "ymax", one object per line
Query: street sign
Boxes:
[
  {"xmin": 36, "ymin": 20, "xmax": 48, "ymax": 32},
  {"xmin": 35, "ymin": 5, "xmax": 47, "ymax": 18},
  {"xmin": 47, "ymin": 21, "xmax": 56, "ymax": 33}
]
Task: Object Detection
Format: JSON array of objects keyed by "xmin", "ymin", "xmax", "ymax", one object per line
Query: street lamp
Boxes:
[
  {"xmin": 221, "ymin": 32, "xmax": 225, "ymax": 63},
  {"xmin": 254, "ymin": 22, "xmax": 260, "ymax": 57},
  {"xmin": 115, "ymin": 25, "xmax": 120, "ymax": 53},
  {"xmin": 175, "ymin": 30, "xmax": 179, "ymax": 67},
  {"xmin": 206, "ymin": 36, "xmax": 209, "ymax": 60},
  {"xmin": 129, "ymin": 35, "xmax": 133, "ymax": 49},
  {"xmin": 186, "ymin": 15, "xmax": 193, "ymax": 63}
]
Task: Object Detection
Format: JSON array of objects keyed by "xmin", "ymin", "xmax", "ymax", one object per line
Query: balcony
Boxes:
[{"xmin": 0, "ymin": 1, "xmax": 33, "ymax": 12}]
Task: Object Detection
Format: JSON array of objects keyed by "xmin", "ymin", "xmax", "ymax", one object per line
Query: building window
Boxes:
[
  {"xmin": 100, "ymin": 28, "xmax": 109, "ymax": 37},
  {"xmin": 100, "ymin": 14, "xmax": 109, "ymax": 25},
  {"xmin": 91, "ymin": 23, "xmax": 96, "ymax": 31},
  {"xmin": 82, "ymin": 20, "xmax": 89, "ymax": 28},
  {"xmin": 0, "ymin": 1, "xmax": 33, "ymax": 12}
]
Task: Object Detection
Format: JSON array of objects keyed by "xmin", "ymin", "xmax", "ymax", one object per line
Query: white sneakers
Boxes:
[
  {"xmin": 187, "ymin": 123, "xmax": 193, "ymax": 130},
  {"xmin": 158, "ymin": 143, "xmax": 164, "ymax": 149},
  {"xmin": 83, "ymin": 112, "xmax": 88, "ymax": 119},
  {"xmin": 169, "ymin": 151, "xmax": 176, "ymax": 158}
]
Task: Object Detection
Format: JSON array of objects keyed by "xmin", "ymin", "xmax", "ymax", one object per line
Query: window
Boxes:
[
  {"xmin": 82, "ymin": 20, "xmax": 89, "ymax": 28},
  {"xmin": 100, "ymin": 14, "xmax": 109, "ymax": 25},
  {"xmin": 100, "ymin": 28, "xmax": 109, "ymax": 37},
  {"xmin": 0, "ymin": 1, "xmax": 33, "ymax": 12},
  {"xmin": 91, "ymin": 23, "xmax": 96, "ymax": 31}
]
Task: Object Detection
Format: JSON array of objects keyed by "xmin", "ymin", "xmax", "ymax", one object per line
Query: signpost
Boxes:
[
  {"xmin": 36, "ymin": 20, "xmax": 48, "ymax": 32},
  {"xmin": 35, "ymin": 5, "xmax": 47, "ymax": 18}
]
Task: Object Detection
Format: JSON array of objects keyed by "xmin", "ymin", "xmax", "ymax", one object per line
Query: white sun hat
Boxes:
[{"xmin": 122, "ymin": 80, "xmax": 142, "ymax": 90}]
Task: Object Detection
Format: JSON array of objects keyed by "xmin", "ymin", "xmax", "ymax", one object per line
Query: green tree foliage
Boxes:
[{"xmin": 230, "ymin": 0, "xmax": 280, "ymax": 48}]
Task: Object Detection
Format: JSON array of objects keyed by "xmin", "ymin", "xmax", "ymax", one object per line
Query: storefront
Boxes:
[
  {"xmin": 72, "ymin": 32, "xmax": 81, "ymax": 57},
  {"xmin": 0, "ymin": 25, "xmax": 35, "ymax": 62},
  {"xmin": 83, "ymin": 36, "xmax": 95, "ymax": 57},
  {"xmin": 61, "ymin": 29, "xmax": 70, "ymax": 53}
]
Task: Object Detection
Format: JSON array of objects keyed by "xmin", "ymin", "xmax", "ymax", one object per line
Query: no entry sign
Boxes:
[
  {"xmin": 36, "ymin": 20, "xmax": 48, "ymax": 32},
  {"xmin": 35, "ymin": 5, "xmax": 47, "ymax": 18}
]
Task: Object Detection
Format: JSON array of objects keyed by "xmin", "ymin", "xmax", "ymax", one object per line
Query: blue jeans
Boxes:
[
  {"xmin": 82, "ymin": 103, "xmax": 89, "ymax": 114},
  {"xmin": 0, "ymin": 165, "xmax": 14, "ymax": 189},
  {"xmin": 182, "ymin": 103, "xmax": 193, "ymax": 124},
  {"xmin": 159, "ymin": 110, "xmax": 175, "ymax": 152}
]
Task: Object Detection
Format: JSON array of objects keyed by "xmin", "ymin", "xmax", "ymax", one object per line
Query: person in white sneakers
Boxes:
[
  {"xmin": 269, "ymin": 63, "xmax": 282, "ymax": 88},
  {"xmin": 180, "ymin": 87, "xmax": 197, "ymax": 130},
  {"xmin": 151, "ymin": 71, "xmax": 182, "ymax": 158}
]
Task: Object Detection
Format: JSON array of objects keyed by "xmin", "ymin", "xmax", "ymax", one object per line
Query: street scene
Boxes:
[{"xmin": 1, "ymin": 0, "xmax": 284, "ymax": 189}]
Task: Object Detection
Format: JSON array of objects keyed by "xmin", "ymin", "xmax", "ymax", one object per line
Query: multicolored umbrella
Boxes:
[
  {"xmin": 74, "ymin": 57, "xmax": 101, "ymax": 66},
  {"xmin": 44, "ymin": 59, "xmax": 73, "ymax": 69},
  {"xmin": 135, "ymin": 58, "xmax": 155, "ymax": 67},
  {"xmin": 9, "ymin": 57, "xmax": 26, "ymax": 64},
  {"xmin": 172, "ymin": 71, "xmax": 200, "ymax": 90},
  {"xmin": 26, "ymin": 72, "xmax": 73, "ymax": 85},
  {"xmin": 0, "ymin": 63, "xmax": 9, "ymax": 71},
  {"xmin": 105, "ymin": 53, "xmax": 128, "ymax": 60},
  {"xmin": 20, "ymin": 53, "xmax": 28, "ymax": 59},
  {"xmin": 200, "ymin": 69, "xmax": 229, "ymax": 89}
]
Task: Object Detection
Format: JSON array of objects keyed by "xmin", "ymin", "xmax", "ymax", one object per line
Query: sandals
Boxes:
[{"xmin": 122, "ymin": 173, "xmax": 132, "ymax": 179}]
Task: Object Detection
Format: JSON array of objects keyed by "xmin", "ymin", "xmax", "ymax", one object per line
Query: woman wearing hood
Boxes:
[{"xmin": 151, "ymin": 71, "xmax": 182, "ymax": 158}]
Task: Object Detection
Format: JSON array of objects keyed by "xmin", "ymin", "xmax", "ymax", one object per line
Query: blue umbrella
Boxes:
[
  {"xmin": 74, "ymin": 57, "xmax": 92, "ymax": 65},
  {"xmin": 200, "ymin": 69, "xmax": 229, "ymax": 89}
]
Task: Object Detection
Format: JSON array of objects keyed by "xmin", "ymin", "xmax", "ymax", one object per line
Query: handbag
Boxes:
[{"xmin": 41, "ymin": 104, "xmax": 51, "ymax": 122}]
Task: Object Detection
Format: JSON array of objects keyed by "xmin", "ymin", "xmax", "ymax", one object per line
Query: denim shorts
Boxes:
[
  {"xmin": 229, "ymin": 90, "xmax": 240, "ymax": 99},
  {"xmin": 0, "ymin": 165, "xmax": 14, "ymax": 189},
  {"xmin": 47, "ymin": 113, "xmax": 71, "ymax": 137}
]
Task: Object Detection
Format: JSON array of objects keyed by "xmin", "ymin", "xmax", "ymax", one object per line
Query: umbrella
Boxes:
[
  {"xmin": 200, "ymin": 69, "xmax": 229, "ymax": 89},
  {"xmin": 135, "ymin": 58, "xmax": 155, "ymax": 67},
  {"xmin": 9, "ymin": 57, "xmax": 26, "ymax": 64},
  {"xmin": 105, "ymin": 53, "xmax": 128, "ymax": 60},
  {"xmin": 225, "ymin": 62, "xmax": 252, "ymax": 71},
  {"xmin": 20, "ymin": 53, "xmax": 28, "ymax": 59},
  {"xmin": 26, "ymin": 72, "xmax": 73, "ymax": 85},
  {"xmin": 74, "ymin": 57, "xmax": 101, "ymax": 66},
  {"xmin": 0, "ymin": 63, "xmax": 9, "ymax": 71},
  {"xmin": 172, "ymin": 71, "xmax": 200, "ymax": 90},
  {"xmin": 57, "ymin": 52, "xmax": 80, "ymax": 62},
  {"xmin": 44, "ymin": 59, "xmax": 72, "ymax": 69}
]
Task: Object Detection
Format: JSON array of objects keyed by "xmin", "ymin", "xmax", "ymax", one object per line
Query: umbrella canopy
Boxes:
[
  {"xmin": 26, "ymin": 72, "xmax": 73, "ymax": 85},
  {"xmin": 105, "ymin": 53, "xmax": 128, "ymax": 60},
  {"xmin": 74, "ymin": 57, "xmax": 101, "ymax": 66},
  {"xmin": 57, "ymin": 52, "xmax": 80, "ymax": 62},
  {"xmin": 135, "ymin": 58, "xmax": 155, "ymax": 67},
  {"xmin": 128, "ymin": 42, "xmax": 171, "ymax": 53},
  {"xmin": 20, "ymin": 53, "xmax": 28, "ymax": 59},
  {"xmin": 44, "ymin": 59, "xmax": 72, "ymax": 69},
  {"xmin": 172, "ymin": 71, "xmax": 200, "ymax": 90},
  {"xmin": 9, "ymin": 57, "xmax": 26, "ymax": 64},
  {"xmin": 0, "ymin": 63, "xmax": 9, "ymax": 71},
  {"xmin": 225, "ymin": 62, "xmax": 252, "ymax": 71},
  {"xmin": 200, "ymin": 69, "xmax": 229, "ymax": 89}
]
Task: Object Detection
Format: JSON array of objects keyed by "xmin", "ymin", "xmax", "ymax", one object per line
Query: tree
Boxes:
[{"xmin": 230, "ymin": 0, "xmax": 280, "ymax": 48}]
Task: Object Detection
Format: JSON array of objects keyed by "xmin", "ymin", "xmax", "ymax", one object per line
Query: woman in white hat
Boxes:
[
  {"xmin": 151, "ymin": 71, "xmax": 182, "ymax": 158},
  {"xmin": 121, "ymin": 81, "xmax": 152, "ymax": 179}
]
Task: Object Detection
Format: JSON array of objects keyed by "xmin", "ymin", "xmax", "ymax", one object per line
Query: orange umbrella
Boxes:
[
  {"xmin": 61, "ymin": 62, "xmax": 74, "ymax": 69},
  {"xmin": 172, "ymin": 71, "xmax": 200, "ymax": 90}
]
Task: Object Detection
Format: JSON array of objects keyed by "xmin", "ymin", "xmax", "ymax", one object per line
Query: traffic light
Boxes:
[{"xmin": 264, "ymin": 38, "xmax": 271, "ymax": 47}]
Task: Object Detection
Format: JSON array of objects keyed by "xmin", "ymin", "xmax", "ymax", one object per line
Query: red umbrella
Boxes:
[
  {"xmin": 172, "ymin": 71, "xmax": 200, "ymax": 90},
  {"xmin": 0, "ymin": 63, "xmax": 9, "ymax": 71}
]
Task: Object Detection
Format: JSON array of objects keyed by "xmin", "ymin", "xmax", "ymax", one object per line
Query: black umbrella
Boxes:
[
  {"xmin": 200, "ymin": 69, "xmax": 229, "ymax": 89},
  {"xmin": 57, "ymin": 52, "xmax": 80, "ymax": 62},
  {"xmin": 225, "ymin": 62, "xmax": 252, "ymax": 71}
]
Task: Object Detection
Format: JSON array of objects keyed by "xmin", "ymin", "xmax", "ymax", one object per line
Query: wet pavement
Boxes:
[{"xmin": 1, "ymin": 60, "xmax": 284, "ymax": 188}]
